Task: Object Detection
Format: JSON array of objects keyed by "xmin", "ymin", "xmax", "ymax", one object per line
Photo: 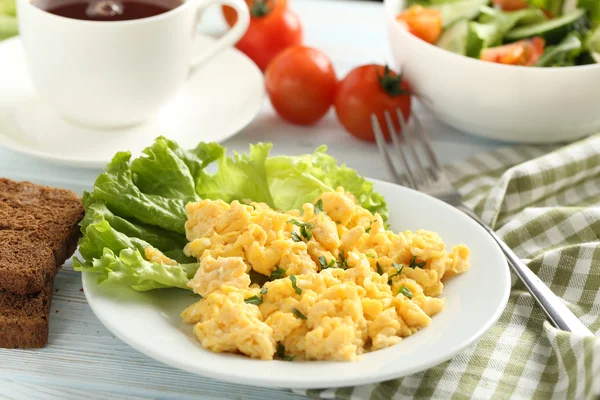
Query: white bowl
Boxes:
[{"xmin": 385, "ymin": 0, "xmax": 600, "ymax": 143}]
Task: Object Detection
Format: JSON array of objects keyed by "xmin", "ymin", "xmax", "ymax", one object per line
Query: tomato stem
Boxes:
[
  {"xmin": 250, "ymin": 0, "xmax": 272, "ymax": 17},
  {"xmin": 377, "ymin": 65, "xmax": 411, "ymax": 97}
]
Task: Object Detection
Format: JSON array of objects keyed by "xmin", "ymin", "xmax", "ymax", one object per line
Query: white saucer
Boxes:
[{"xmin": 0, "ymin": 37, "xmax": 264, "ymax": 169}]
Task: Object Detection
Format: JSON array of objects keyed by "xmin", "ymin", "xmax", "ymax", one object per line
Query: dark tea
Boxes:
[{"xmin": 41, "ymin": 0, "xmax": 182, "ymax": 21}]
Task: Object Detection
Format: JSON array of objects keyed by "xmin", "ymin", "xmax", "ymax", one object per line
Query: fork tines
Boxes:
[{"xmin": 371, "ymin": 109, "xmax": 443, "ymax": 191}]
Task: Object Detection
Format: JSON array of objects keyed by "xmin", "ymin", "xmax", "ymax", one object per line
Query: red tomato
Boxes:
[
  {"xmin": 334, "ymin": 65, "xmax": 412, "ymax": 143},
  {"xmin": 492, "ymin": 0, "xmax": 528, "ymax": 11},
  {"xmin": 265, "ymin": 46, "xmax": 338, "ymax": 125},
  {"xmin": 222, "ymin": 0, "xmax": 302, "ymax": 71},
  {"xmin": 481, "ymin": 37, "xmax": 545, "ymax": 66},
  {"xmin": 222, "ymin": 0, "xmax": 288, "ymax": 27},
  {"xmin": 396, "ymin": 6, "xmax": 442, "ymax": 44}
]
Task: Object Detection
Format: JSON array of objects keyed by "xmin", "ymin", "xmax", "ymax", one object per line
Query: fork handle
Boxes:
[{"xmin": 458, "ymin": 206, "xmax": 594, "ymax": 336}]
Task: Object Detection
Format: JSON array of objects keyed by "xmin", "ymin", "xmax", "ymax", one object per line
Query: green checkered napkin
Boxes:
[{"xmin": 294, "ymin": 134, "xmax": 600, "ymax": 400}]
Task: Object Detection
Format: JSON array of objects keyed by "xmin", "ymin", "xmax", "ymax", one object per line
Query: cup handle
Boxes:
[{"xmin": 189, "ymin": 0, "xmax": 250, "ymax": 74}]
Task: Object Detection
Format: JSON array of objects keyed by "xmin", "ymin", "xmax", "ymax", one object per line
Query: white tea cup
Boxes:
[{"xmin": 17, "ymin": 0, "xmax": 250, "ymax": 128}]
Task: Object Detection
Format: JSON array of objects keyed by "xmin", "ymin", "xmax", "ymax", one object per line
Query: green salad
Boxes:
[
  {"xmin": 400, "ymin": 0, "xmax": 600, "ymax": 67},
  {"xmin": 74, "ymin": 137, "xmax": 387, "ymax": 291}
]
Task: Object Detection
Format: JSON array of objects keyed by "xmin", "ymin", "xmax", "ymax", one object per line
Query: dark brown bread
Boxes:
[
  {"xmin": 0, "ymin": 231, "xmax": 56, "ymax": 295},
  {"xmin": 0, "ymin": 179, "xmax": 84, "ymax": 294},
  {"xmin": 0, "ymin": 179, "xmax": 84, "ymax": 267},
  {"xmin": 0, "ymin": 178, "xmax": 84, "ymax": 349},
  {"xmin": 0, "ymin": 279, "xmax": 53, "ymax": 348}
]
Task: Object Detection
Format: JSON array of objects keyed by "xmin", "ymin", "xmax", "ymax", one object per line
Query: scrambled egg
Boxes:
[{"xmin": 176, "ymin": 188, "xmax": 470, "ymax": 361}]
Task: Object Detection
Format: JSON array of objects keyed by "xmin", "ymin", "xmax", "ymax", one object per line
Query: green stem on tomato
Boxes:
[
  {"xmin": 376, "ymin": 65, "xmax": 411, "ymax": 97},
  {"xmin": 250, "ymin": 0, "xmax": 272, "ymax": 17}
]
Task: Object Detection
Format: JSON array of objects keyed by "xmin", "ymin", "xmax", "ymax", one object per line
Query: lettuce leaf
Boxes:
[
  {"xmin": 75, "ymin": 200, "xmax": 198, "ymax": 290},
  {"xmin": 586, "ymin": 25, "xmax": 600, "ymax": 52},
  {"xmin": 75, "ymin": 238, "xmax": 197, "ymax": 292},
  {"xmin": 527, "ymin": 0, "xmax": 565, "ymax": 17},
  {"xmin": 81, "ymin": 195, "xmax": 191, "ymax": 262},
  {"xmin": 196, "ymin": 143, "xmax": 275, "ymax": 206},
  {"xmin": 537, "ymin": 31, "xmax": 583, "ymax": 66},
  {"xmin": 266, "ymin": 146, "xmax": 388, "ymax": 218},
  {"xmin": 432, "ymin": 0, "xmax": 489, "ymax": 28},
  {"xmin": 578, "ymin": 0, "xmax": 600, "ymax": 24},
  {"xmin": 76, "ymin": 137, "xmax": 387, "ymax": 292}
]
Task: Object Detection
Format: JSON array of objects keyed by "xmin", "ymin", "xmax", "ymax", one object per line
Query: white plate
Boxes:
[
  {"xmin": 0, "ymin": 37, "xmax": 264, "ymax": 169},
  {"xmin": 83, "ymin": 179, "xmax": 510, "ymax": 389}
]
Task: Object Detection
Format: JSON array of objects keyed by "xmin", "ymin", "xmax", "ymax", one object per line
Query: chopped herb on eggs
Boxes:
[
  {"xmin": 277, "ymin": 343, "xmax": 295, "ymax": 361},
  {"xmin": 290, "ymin": 274, "xmax": 302, "ymax": 295},
  {"xmin": 318, "ymin": 256, "xmax": 336, "ymax": 270},
  {"xmin": 408, "ymin": 255, "xmax": 426, "ymax": 269},
  {"xmin": 270, "ymin": 265, "xmax": 286, "ymax": 281},
  {"xmin": 288, "ymin": 219, "xmax": 313, "ymax": 241},
  {"xmin": 337, "ymin": 249, "xmax": 348, "ymax": 269},
  {"xmin": 314, "ymin": 199, "xmax": 324, "ymax": 214},
  {"xmin": 399, "ymin": 286, "xmax": 413, "ymax": 299},
  {"xmin": 244, "ymin": 295, "xmax": 263, "ymax": 305},
  {"xmin": 292, "ymin": 308, "xmax": 307, "ymax": 320},
  {"xmin": 245, "ymin": 287, "xmax": 268, "ymax": 305},
  {"xmin": 387, "ymin": 263, "xmax": 404, "ymax": 285},
  {"xmin": 376, "ymin": 262, "xmax": 384, "ymax": 275}
]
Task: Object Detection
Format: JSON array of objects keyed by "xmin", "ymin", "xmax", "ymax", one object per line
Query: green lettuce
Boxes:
[
  {"xmin": 432, "ymin": 0, "xmax": 489, "ymax": 28},
  {"xmin": 537, "ymin": 31, "xmax": 583, "ymax": 66},
  {"xmin": 527, "ymin": 0, "xmax": 564, "ymax": 16},
  {"xmin": 586, "ymin": 25, "xmax": 600, "ymax": 52},
  {"xmin": 266, "ymin": 146, "xmax": 387, "ymax": 217},
  {"xmin": 578, "ymin": 0, "xmax": 600, "ymax": 24},
  {"xmin": 75, "ymin": 137, "xmax": 388, "ymax": 292},
  {"xmin": 196, "ymin": 143, "xmax": 274, "ymax": 206}
]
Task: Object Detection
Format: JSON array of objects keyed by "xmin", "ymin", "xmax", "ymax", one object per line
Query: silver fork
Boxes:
[{"xmin": 372, "ymin": 110, "xmax": 593, "ymax": 336}]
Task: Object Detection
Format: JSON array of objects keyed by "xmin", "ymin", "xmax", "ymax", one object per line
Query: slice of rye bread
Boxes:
[
  {"xmin": 0, "ymin": 178, "xmax": 84, "ymax": 294},
  {"xmin": 0, "ymin": 231, "xmax": 56, "ymax": 295},
  {"xmin": 0, "ymin": 279, "xmax": 53, "ymax": 348}
]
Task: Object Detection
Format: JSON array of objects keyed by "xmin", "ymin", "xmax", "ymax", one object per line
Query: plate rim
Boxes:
[
  {"xmin": 82, "ymin": 178, "xmax": 511, "ymax": 389},
  {"xmin": 0, "ymin": 36, "xmax": 265, "ymax": 170}
]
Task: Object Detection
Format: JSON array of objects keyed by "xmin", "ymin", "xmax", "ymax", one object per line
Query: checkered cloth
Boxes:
[{"xmin": 294, "ymin": 134, "xmax": 600, "ymax": 400}]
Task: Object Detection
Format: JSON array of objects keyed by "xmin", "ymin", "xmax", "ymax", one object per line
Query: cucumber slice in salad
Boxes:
[
  {"xmin": 432, "ymin": 0, "xmax": 489, "ymax": 28},
  {"xmin": 437, "ymin": 19, "xmax": 470, "ymax": 54},
  {"xmin": 505, "ymin": 8, "xmax": 586, "ymax": 42}
]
